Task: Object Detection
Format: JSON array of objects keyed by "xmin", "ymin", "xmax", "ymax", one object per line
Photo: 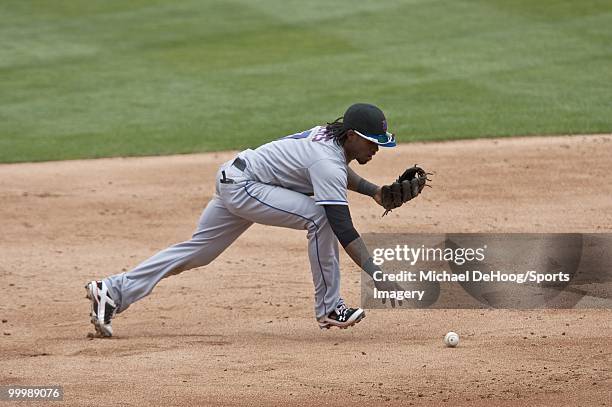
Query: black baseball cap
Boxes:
[{"xmin": 342, "ymin": 103, "xmax": 396, "ymax": 147}]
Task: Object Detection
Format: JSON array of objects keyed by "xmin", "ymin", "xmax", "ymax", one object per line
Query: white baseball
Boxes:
[{"xmin": 444, "ymin": 331, "xmax": 460, "ymax": 347}]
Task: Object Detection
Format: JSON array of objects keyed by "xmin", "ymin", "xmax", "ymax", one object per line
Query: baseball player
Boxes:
[{"xmin": 85, "ymin": 103, "xmax": 427, "ymax": 337}]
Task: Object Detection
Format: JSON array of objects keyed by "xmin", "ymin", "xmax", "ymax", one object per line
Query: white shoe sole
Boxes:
[
  {"xmin": 319, "ymin": 309, "xmax": 366, "ymax": 330},
  {"xmin": 85, "ymin": 282, "xmax": 114, "ymax": 337}
]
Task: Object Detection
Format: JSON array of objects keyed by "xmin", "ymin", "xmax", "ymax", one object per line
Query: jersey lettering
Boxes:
[
  {"xmin": 311, "ymin": 127, "xmax": 332, "ymax": 142},
  {"xmin": 279, "ymin": 127, "xmax": 331, "ymax": 143},
  {"xmin": 280, "ymin": 130, "xmax": 311, "ymax": 140}
]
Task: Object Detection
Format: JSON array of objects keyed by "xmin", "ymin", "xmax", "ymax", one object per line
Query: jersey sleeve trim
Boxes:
[{"xmin": 315, "ymin": 199, "xmax": 349, "ymax": 205}]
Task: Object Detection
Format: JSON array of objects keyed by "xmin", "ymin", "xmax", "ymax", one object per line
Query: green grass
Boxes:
[{"xmin": 1, "ymin": 0, "xmax": 611, "ymax": 163}]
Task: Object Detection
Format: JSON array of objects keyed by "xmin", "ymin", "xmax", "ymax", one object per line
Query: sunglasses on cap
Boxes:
[{"xmin": 353, "ymin": 129, "xmax": 397, "ymax": 147}]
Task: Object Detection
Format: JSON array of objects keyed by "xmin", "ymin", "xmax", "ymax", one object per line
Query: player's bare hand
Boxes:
[{"xmin": 373, "ymin": 279, "xmax": 404, "ymax": 308}]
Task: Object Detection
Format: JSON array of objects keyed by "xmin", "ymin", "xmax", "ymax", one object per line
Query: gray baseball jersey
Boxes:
[
  {"xmin": 241, "ymin": 125, "xmax": 348, "ymax": 205},
  {"xmin": 104, "ymin": 125, "xmax": 349, "ymax": 321}
]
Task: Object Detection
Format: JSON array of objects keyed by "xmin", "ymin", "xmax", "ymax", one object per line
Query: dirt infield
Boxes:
[{"xmin": 1, "ymin": 135, "xmax": 611, "ymax": 406}]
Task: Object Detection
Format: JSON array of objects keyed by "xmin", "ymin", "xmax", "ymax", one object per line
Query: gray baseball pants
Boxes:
[{"xmin": 104, "ymin": 157, "xmax": 341, "ymax": 320}]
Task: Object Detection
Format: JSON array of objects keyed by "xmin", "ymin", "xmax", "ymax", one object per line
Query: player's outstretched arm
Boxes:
[
  {"xmin": 344, "ymin": 236, "xmax": 403, "ymax": 307},
  {"xmin": 323, "ymin": 204, "xmax": 402, "ymax": 306},
  {"xmin": 347, "ymin": 167, "xmax": 383, "ymax": 206}
]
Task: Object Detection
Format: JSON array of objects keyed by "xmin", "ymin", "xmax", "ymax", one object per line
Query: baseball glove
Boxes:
[{"xmin": 381, "ymin": 165, "xmax": 430, "ymax": 216}]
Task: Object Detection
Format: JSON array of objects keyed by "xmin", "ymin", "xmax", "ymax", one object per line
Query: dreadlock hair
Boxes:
[{"xmin": 325, "ymin": 116, "xmax": 348, "ymax": 146}]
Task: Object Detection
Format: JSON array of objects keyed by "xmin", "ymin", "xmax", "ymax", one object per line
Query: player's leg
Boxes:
[
  {"xmin": 86, "ymin": 193, "xmax": 251, "ymax": 337},
  {"xmin": 102, "ymin": 197, "xmax": 252, "ymax": 314},
  {"xmin": 225, "ymin": 181, "xmax": 344, "ymax": 322}
]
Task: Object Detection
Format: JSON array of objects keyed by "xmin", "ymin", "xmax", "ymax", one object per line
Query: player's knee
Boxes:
[
  {"xmin": 311, "ymin": 205, "xmax": 328, "ymax": 225},
  {"xmin": 305, "ymin": 208, "xmax": 330, "ymax": 235}
]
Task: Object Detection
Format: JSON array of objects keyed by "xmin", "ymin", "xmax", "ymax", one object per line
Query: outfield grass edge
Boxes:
[{"xmin": 2, "ymin": 132, "xmax": 610, "ymax": 165}]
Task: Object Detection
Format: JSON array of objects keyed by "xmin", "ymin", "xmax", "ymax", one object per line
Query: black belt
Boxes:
[
  {"xmin": 232, "ymin": 157, "xmax": 246, "ymax": 171},
  {"xmin": 221, "ymin": 157, "xmax": 247, "ymax": 184}
]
